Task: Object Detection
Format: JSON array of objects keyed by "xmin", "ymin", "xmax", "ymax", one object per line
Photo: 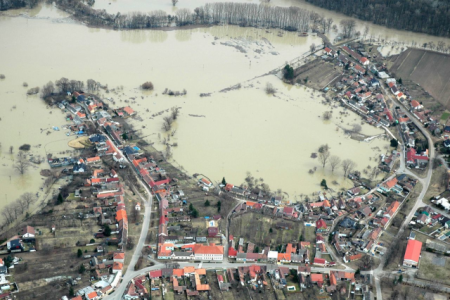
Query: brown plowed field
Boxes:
[{"xmin": 390, "ymin": 49, "xmax": 450, "ymax": 108}]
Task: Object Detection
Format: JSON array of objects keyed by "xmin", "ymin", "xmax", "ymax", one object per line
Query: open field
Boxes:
[
  {"xmin": 380, "ymin": 276, "xmax": 449, "ymax": 300},
  {"xmin": 229, "ymin": 213, "xmax": 306, "ymax": 247},
  {"xmin": 12, "ymin": 248, "xmax": 91, "ymax": 300},
  {"xmin": 389, "ymin": 49, "xmax": 450, "ymax": 110},
  {"xmin": 417, "ymin": 251, "xmax": 450, "ymax": 286},
  {"xmin": 424, "ymin": 166, "xmax": 449, "ymax": 204},
  {"xmin": 294, "ymin": 58, "xmax": 342, "ymax": 90}
]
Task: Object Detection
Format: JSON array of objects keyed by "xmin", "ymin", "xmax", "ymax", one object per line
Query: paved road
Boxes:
[
  {"xmin": 105, "ymin": 83, "xmax": 438, "ymax": 300},
  {"xmin": 367, "ymin": 83, "xmax": 437, "ymax": 300}
]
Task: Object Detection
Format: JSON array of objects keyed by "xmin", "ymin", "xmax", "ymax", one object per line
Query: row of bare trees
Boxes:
[
  {"xmin": 56, "ymin": 0, "xmax": 312, "ymax": 32},
  {"xmin": 41, "ymin": 77, "xmax": 100, "ymax": 98},
  {"xmin": 1, "ymin": 193, "xmax": 37, "ymax": 226},
  {"xmin": 317, "ymin": 144, "xmax": 356, "ymax": 176},
  {"xmin": 161, "ymin": 107, "xmax": 180, "ymax": 132},
  {"xmin": 197, "ymin": 3, "xmax": 310, "ymax": 32}
]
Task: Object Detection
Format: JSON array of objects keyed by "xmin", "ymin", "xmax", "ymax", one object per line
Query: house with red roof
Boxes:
[
  {"xmin": 228, "ymin": 247, "xmax": 237, "ymax": 258},
  {"xmin": 360, "ymin": 57, "xmax": 369, "ymax": 66},
  {"xmin": 310, "ymin": 273, "xmax": 324, "ymax": 287},
  {"xmin": 378, "ymin": 177, "xmax": 402, "ymax": 194},
  {"xmin": 313, "ymin": 257, "xmax": 327, "ymax": 266},
  {"xmin": 86, "ymin": 291, "xmax": 100, "ymax": 300},
  {"xmin": 123, "ymin": 106, "xmax": 136, "ymax": 116},
  {"xmin": 403, "ymin": 239, "xmax": 422, "ymax": 267},
  {"xmin": 283, "ymin": 206, "xmax": 294, "ymax": 218},
  {"xmin": 316, "ymin": 219, "xmax": 327, "ymax": 233},
  {"xmin": 406, "ymin": 148, "xmax": 429, "ymax": 166},
  {"xmin": 410, "ymin": 100, "xmax": 422, "ymax": 110},
  {"xmin": 384, "ymin": 201, "xmax": 400, "ymax": 219},
  {"xmin": 193, "ymin": 243, "xmax": 224, "ymax": 261},
  {"xmin": 323, "ymin": 47, "xmax": 337, "ymax": 57}
]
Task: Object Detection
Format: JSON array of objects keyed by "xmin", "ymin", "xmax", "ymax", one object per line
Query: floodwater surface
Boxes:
[{"xmin": 1, "ymin": 0, "xmax": 442, "ymax": 211}]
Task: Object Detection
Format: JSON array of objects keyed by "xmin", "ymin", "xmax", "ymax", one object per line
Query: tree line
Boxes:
[
  {"xmin": 53, "ymin": 0, "xmax": 311, "ymax": 32},
  {"xmin": 0, "ymin": 0, "xmax": 39, "ymax": 11},
  {"xmin": 1, "ymin": 193, "xmax": 37, "ymax": 226},
  {"xmin": 305, "ymin": 0, "xmax": 450, "ymax": 37},
  {"xmin": 41, "ymin": 77, "xmax": 100, "ymax": 98}
]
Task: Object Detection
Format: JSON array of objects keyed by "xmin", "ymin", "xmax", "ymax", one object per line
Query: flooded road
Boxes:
[{"xmin": 1, "ymin": 0, "xmax": 442, "ymax": 210}]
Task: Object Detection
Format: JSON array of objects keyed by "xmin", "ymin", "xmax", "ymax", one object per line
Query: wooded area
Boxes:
[
  {"xmin": 305, "ymin": 0, "xmax": 450, "ymax": 37},
  {"xmin": 52, "ymin": 0, "xmax": 311, "ymax": 32},
  {"xmin": 0, "ymin": 0, "xmax": 39, "ymax": 10}
]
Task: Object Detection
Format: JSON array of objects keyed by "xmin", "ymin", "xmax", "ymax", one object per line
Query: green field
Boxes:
[{"xmin": 441, "ymin": 111, "xmax": 450, "ymax": 121}]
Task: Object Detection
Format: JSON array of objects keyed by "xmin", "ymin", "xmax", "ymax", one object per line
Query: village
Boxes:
[{"xmin": 1, "ymin": 37, "xmax": 450, "ymax": 300}]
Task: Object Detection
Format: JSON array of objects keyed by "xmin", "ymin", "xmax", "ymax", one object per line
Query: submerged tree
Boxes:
[
  {"xmin": 329, "ymin": 156, "xmax": 341, "ymax": 172},
  {"xmin": 13, "ymin": 151, "xmax": 30, "ymax": 175},
  {"xmin": 342, "ymin": 159, "xmax": 356, "ymax": 177}
]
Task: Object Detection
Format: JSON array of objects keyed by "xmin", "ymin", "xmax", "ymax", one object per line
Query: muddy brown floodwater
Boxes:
[{"xmin": 1, "ymin": 0, "xmax": 445, "ymax": 211}]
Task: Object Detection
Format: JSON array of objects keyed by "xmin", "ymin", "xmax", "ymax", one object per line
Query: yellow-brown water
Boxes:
[{"xmin": 1, "ymin": 1, "xmax": 444, "ymax": 211}]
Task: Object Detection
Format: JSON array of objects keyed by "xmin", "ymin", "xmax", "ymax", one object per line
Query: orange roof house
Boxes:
[
  {"xmin": 195, "ymin": 268, "xmax": 206, "ymax": 275},
  {"xmin": 173, "ymin": 269, "xmax": 185, "ymax": 277},
  {"xmin": 330, "ymin": 271, "xmax": 337, "ymax": 285},
  {"xmin": 113, "ymin": 252, "xmax": 125, "ymax": 261},
  {"xmin": 310, "ymin": 273, "xmax": 324, "ymax": 286},
  {"xmin": 76, "ymin": 111, "xmax": 86, "ymax": 118},
  {"xmin": 86, "ymin": 156, "xmax": 101, "ymax": 163},
  {"xmin": 123, "ymin": 106, "xmax": 136, "ymax": 116},
  {"xmin": 86, "ymin": 292, "xmax": 98, "ymax": 300},
  {"xmin": 384, "ymin": 201, "xmax": 400, "ymax": 218},
  {"xmin": 277, "ymin": 253, "xmax": 291, "ymax": 262},
  {"xmin": 194, "ymin": 273, "xmax": 210, "ymax": 291},
  {"xmin": 403, "ymin": 239, "xmax": 422, "ymax": 267},
  {"xmin": 193, "ymin": 243, "xmax": 224, "ymax": 255},
  {"xmin": 384, "ymin": 177, "xmax": 398, "ymax": 189},
  {"xmin": 116, "ymin": 210, "xmax": 128, "ymax": 222},
  {"xmin": 183, "ymin": 266, "xmax": 196, "ymax": 274}
]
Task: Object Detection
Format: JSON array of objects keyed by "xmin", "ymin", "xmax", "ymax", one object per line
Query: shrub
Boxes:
[{"xmin": 141, "ymin": 81, "xmax": 154, "ymax": 90}]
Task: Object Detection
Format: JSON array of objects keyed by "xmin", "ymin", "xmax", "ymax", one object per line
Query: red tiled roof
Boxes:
[
  {"xmin": 314, "ymin": 258, "xmax": 326, "ymax": 264},
  {"xmin": 193, "ymin": 243, "xmax": 223, "ymax": 255},
  {"xmin": 310, "ymin": 273, "xmax": 323, "ymax": 282},
  {"xmin": 404, "ymin": 239, "xmax": 422, "ymax": 263}
]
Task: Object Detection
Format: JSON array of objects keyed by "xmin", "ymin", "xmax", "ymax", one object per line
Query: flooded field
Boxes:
[{"xmin": 1, "ymin": 0, "xmax": 443, "ymax": 210}]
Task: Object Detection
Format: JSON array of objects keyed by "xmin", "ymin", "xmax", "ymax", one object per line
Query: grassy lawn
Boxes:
[
  {"xmin": 441, "ymin": 111, "xmax": 450, "ymax": 121},
  {"xmin": 420, "ymin": 224, "xmax": 441, "ymax": 234},
  {"xmin": 417, "ymin": 251, "xmax": 450, "ymax": 285},
  {"xmin": 424, "ymin": 166, "xmax": 449, "ymax": 204},
  {"xmin": 229, "ymin": 213, "xmax": 307, "ymax": 247}
]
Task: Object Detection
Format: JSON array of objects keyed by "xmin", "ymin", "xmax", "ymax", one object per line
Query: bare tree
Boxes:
[
  {"xmin": 162, "ymin": 116, "xmax": 173, "ymax": 131},
  {"xmin": 9, "ymin": 146, "xmax": 13, "ymax": 154},
  {"xmin": 326, "ymin": 18, "xmax": 333, "ymax": 32},
  {"xmin": 141, "ymin": 81, "xmax": 154, "ymax": 90},
  {"xmin": 13, "ymin": 151, "xmax": 30, "ymax": 175},
  {"xmin": 20, "ymin": 193, "xmax": 37, "ymax": 210},
  {"xmin": 265, "ymin": 83, "xmax": 276, "ymax": 95},
  {"xmin": 340, "ymin": 19, "xmax": 356, "ymax": 38},
  {"xmin": 41, "ymin": 81, "xmax": 54, "ymax": 98},
  {"xmin": 310, "ymin": 43, "xmax": 316, "ymax": 53},
  {"xmin": 323, "ymin": 111, "xmax": 332, "ymax": 120},
  {"xmin": 352, "ymin": 123, "xmax": 362, "ymax": 133},
  {"xmin": 171, "ymin": 107, "xmax": 180, "ymax": 120},
  {"xmin": 363, "ymin": 24, "xmax": 369, "ymax": 40},
  {"xmin": 329, "ymin": 156, "xmax": 341, "ymax": 172},
  {"xmin": 87, "ymin": 79, "xmax": 98, "ymax": 91},
  {"xmin": 171, "ymin": 0, "xmax": 178, "ymax": 6},
  {"xmin": 318, "ymin": 151, "xmax": 330, "ymax": 168},
  {"xmin": 342, "ymin": 159, "xmax": 356, "ymax": 177}
]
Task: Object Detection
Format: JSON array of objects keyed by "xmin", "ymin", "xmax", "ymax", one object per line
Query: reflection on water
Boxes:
[
  {"xmin": 175, "ymin": 29, "xmax": 192, "ymax": 42},
  {"xmin": 121, "ymin": 29, "xmax": 149, "ymax": 44}
]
